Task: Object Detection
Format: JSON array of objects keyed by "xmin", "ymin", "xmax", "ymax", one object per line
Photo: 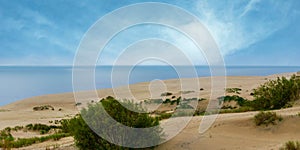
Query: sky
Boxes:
[{"xmin": 0, "ymin": 0, "xmax": 300, "ymax": 66}]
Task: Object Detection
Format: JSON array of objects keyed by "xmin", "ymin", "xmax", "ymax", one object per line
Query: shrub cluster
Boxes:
[
  {"xmin": 226, "ymin": 88, "xmax": 242, "ymax": 94},
  {"xmin": 0, "ymin": 128, "xmax": 68, "ymax": 148},
  {"xmin": 25, "ymin": 123, "xmax": 59, "ymax": 134},
  {"xmin": 280, "ymin": 141, "xmax": 300, "ymax": 150},
  {"xmin": 252, "ymin": 75, "xmax": 300, "ymax": 110},
  {"xmin": 61, "ymin": 96, "xmax": 164, "ymax": 150},
  {"xmin": 218, "ymin": 95, "xmax": 247, "ymax": 106},
  {"xmin": 220, "ymin": 75, "xmax": 300, "ymax": 113},
  {"xmin": 254, "ymin": 111, "xmax": 282, "ymax": 126},
  {"xmin": 33, "ymin": 105, "xmax": 54, "ymax": 111}
]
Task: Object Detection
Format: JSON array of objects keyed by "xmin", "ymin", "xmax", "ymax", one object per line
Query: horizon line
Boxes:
[{"xmin": 1, "ymin": 65, "xmax": 300, "ymax": 67}]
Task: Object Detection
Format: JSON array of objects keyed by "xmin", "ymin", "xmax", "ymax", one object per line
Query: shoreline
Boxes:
[{"xmin": 0, "ymin": 72, "xmax": 296, "ymax": 108}]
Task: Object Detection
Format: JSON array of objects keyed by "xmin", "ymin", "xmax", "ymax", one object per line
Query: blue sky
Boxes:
[{"xmin": 0, "ymin": 0, "xmax": 300, "ymax": 66}]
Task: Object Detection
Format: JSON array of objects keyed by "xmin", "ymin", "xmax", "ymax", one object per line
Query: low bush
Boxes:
[
  {"xmin": 176, "ymin": 97, "xmax": 181, "ymax": 105},
  {"xmin": 252, "ymin": 75, "xmax": 300, "ymax": 110},
  {"xmin": 254, "ymin": 111, "xmax": 282, "ymax": 126},
  {"xmin": 226, "ymin": 88, "xmax": 242, "ymax": 94},
  {"xmin": 280, "ymin": 141, "xmax": 300, "ymax": 150},
  {"xmin": 62, "ymin": 97, "xmax": 164, "ymax": 149},
  {"xmin": 218, "ymin": 95, "xmax": 247, "ymax": 106},
  {"xmin": 198, "ymin": 98, "xmax": 206, "ymax": 101},
  {"xmin": 161, "ymin": 92, "xmax": 172, "ymax": 96},
  {"xmin": 33, "ymin": 105, "xmax": 54, "ymax": 111},
  {"xmin": 75, "ymin": 102, "xmax": 82, "ymax": 106},
  {"xmin": 220, "ymin": 106, "xmax": 254, "ymax": 114},
  {"xmin": 0, "ymin": 128, "xmax": 68, "ymax": 148},
  {"xmin": 24, "ymin": 123, "xmax": 59, "ymax": 134},
  {"xmin": 157, "ymin": 113, "xmax": 172, "ymax": 120},
  {"xmin": 170, "ymin": 100, "xmax": 176, "ymax": 105},
  {"xmin": 10, "ymin": 133, "xmax": 69, "ymax": 148},
  {"xmin": 163, "ymin": 99, "xmax": 171, "ymax": 104},
  {"xmin": 193, "ymin": 109, "xmax": 206, "ymax": 116}
]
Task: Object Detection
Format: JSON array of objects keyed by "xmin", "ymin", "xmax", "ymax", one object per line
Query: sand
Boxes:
[{"xmin": 0, "ymin": 73, "xmax": 299, "ymax": 149}]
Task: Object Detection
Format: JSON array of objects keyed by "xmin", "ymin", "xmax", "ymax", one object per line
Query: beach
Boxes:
[{"xmin": 0, "ymin": 73, "xmax": 300, "ymax": 149}]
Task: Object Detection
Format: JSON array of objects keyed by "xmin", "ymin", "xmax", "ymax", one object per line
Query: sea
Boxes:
[{"xmin": 1, "ymin": 66, "xmax": 300, "ymax": 106}]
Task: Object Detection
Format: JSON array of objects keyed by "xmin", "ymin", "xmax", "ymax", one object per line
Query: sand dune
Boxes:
[{"xmin": 0, "ymin": 73, "xmax": 299, "ymax": 149}]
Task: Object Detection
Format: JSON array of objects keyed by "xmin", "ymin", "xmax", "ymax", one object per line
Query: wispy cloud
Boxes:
[
  {"xmin": 239, "ymin": 0, "xmax": 261, "ymax": 18},
  {"xmin": 91, "ymin": 1, "xmax": 297, "ymax": 66},
  {"xmin": 194, "ymin": 0, "xmax": 293, "ymax": 56},
  {"xmin": 0, "ymin": 0, "xmax": 299, "ymax": 66}
]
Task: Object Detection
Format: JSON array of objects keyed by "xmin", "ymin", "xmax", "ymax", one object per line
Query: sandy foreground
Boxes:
[{"xmin": 0, "ymin": 73, "xmax": 300, "ymax": 150}]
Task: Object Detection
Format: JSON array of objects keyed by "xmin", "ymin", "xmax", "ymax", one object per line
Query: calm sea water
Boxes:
[{"xmin": 1, "ymin": 66, "xmax": 300, "ymax": 106}]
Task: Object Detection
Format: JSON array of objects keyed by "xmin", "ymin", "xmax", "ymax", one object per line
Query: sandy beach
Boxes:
[{"xmin": 1, "ymin": 73, "xmax": 300, "ymax": 149}]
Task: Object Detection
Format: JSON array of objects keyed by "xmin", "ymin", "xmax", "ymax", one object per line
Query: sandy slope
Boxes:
[
  {"xmin": 158, "ymin": 106, "xmax": 300, "ymax": 150},
  {"xmin": 0, "ymin": 73, "xmax": 299, "ymax": 149}
]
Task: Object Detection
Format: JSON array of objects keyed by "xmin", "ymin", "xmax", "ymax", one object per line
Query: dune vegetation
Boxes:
[
  {"xmin": 60, "ymin": 96, "xmax": 164, "ymax": 150},
  {"xmin": 0, "ymin": 123, "xmax": 69, "ymax": 149},
  {"xmin": 280, "ymin": 141, "xmax": 300, "ymax": 150},
  {"xmin": 219, "ymin": 75, "xmax": 300, "ymax": 114}
]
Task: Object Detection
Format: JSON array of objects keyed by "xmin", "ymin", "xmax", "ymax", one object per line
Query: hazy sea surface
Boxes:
[{"xmin": 1, "ymin": 66, "xmax": 300, "ymax": 106}]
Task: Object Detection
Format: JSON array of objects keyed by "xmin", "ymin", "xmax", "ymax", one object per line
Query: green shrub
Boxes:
[
  {"xmin": 254, "ymin": 111, "xmax": 282, "ymax": 126},
  {"xmin": 63, "ymin": 97, "xmax": 164, "ymax": 150},
  {"xmin": 218, "ymin": 95, "xmax": 247, "ymax": 106},
  {"xmin": 163, "ymin": 99, "xmax": 171, "ymax": 104},
  {"xmin": 253, "ymin": 75, "xmax": 300, "ymax": 110},
  {"xmin": 0, "ymin": 130, "xmax": 69, "ymax": 148},
  {"xmin": 10, "ymin": 133, "xmax": 69, "ymax": 148},
  {"xmin": 170, "ymin": 100, "xmax": 176, "ymax": 105},
  {"xmin": 158, "ymin": 113, "xmax": 172, "ymax": 120},
  {"xmin": 75, "ymin": 102, "xmax": 82, "ymax": 106},
  {"xmin": 226, "ymin": 88, "xmax": 242, "ymax": 94},
  {"xmin": 0, "ymin": 130, "xmax": 14, "ymax": 148},
  {"xmin": 176, "ymin": 97, "xmax": 181, "ymax": 105},
  {"xmin": 219, "ymin": 106, "xmax": 254, "ymax": 114},
  {"xmin": 198, "ymin": 98, "xmax": 206, "ymax": 101},
  {"xmin": 161, "ymin": 92, "xmax": 172, "ymax": 96},
  {"xmin": 280, "ymin": 141, "xmax": 300, "ymax": 150},
  {"xmin": 33, "ymin": 105, "xmax": 54, "ymax": 111},
  {"xmin": 193, "ymin": 109, "xmax": 206, "ymax": 116}
]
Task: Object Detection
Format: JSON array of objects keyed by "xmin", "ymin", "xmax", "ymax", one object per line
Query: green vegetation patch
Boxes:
[
  {"xmin": 0, "ymin": 124, "xmax": 69, "ymax": 149},
  {"xmin": 252, "ymin": 75, "xmax": 300, "ymax": 110},
  {"xmin": 25, "ymin": 123, "xmax": 59, "ymax": 134},
  {"xmin": 226, "ymin": 88, "xmax": 242, "ymax": 94},
  {"xmin": 218, "ymin": 95, "xmax": 247, "ymax": 106},
  {"xmin": 254, "ymin": 111, "xmax": 283, "ymax": 126},
  {"xmin": 61, "ymin": 96, "xmax": 164, "ymax": 150},
  {"xmin": 33, "ymin": 105, "xmax": 54, "ymax": 111},
  {"xmin": 280, "ymin": 141, "xmax": 300, "ymax": 150}
]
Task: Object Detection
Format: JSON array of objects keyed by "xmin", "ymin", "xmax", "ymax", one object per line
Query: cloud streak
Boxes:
[
  {"xmin": 0, "ymin": 0, "xmax": 299, "ymax": 66},
  {"xmin": 194, "ymin": 0, "xmax": 293, "ymax": 56}
]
